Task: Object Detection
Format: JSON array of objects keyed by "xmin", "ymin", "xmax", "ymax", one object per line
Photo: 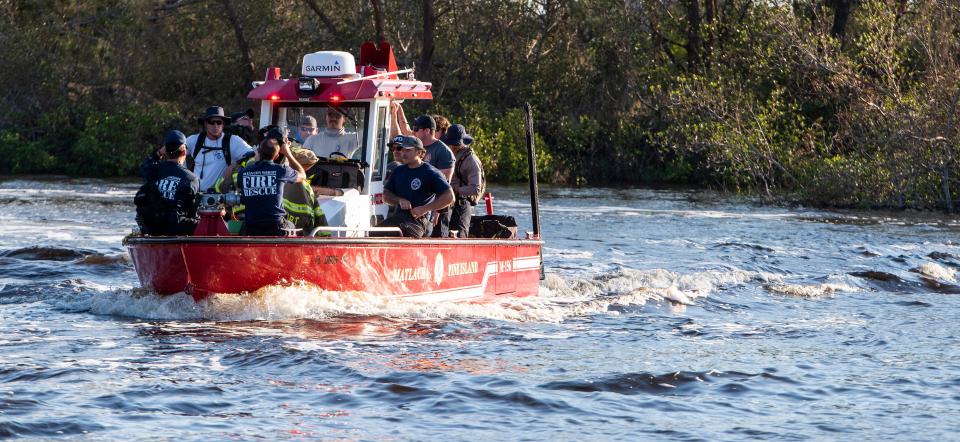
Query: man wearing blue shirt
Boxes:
[
  {"xmin": 380, "ymin": 135, "xmax": 454, "ymax": 238},
  {"xmin": 135, "ymin": 130, "xmax": 201, "ymax": 236},
  {"xmin": 411, "ymin": 115, "xmax": 456, "ymax": 238},
  {"xmin": 235, "ymin": 137, "xmax": 306, "ymax": 236}
]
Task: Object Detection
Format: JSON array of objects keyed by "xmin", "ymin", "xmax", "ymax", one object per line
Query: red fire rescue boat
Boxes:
[{"xmin": 125, "ymin": 42, "xmax": 544, "ymax": 302}]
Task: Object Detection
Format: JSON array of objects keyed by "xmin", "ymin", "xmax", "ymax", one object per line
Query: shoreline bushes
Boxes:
[{"xmin": 0, "ymin": 1, "xmax": 957, "ymax": 210}]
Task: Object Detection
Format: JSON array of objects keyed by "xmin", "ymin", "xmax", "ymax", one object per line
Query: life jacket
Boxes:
[{"xmin": 282, "ymin": 181, "xmax": 330, "ymax": 236}]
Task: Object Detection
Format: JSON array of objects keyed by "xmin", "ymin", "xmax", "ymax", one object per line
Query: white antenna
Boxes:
[{"xmin": 337, "ymin": 68, "xmax": 415, "ymax": 85}]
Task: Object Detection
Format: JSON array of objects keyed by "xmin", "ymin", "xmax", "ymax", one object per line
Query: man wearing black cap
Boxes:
[
  {"xmin": 410, "ymin": 114, "xmax": 455, "ymax": 238},
  {"xmin": 185, "ymin": 106, "xmax": 254, "ymax": 192},
  {"xmin": 378, "ymin": 135, "xmax": 454, "ymax": 238},
  {"xmin": 441, "ymin": 124, "xmax": 484, "ymax": 238},
  {"xmin": 134, "ymin": 130, "xmax": 201, "ymax": 236},
  {"xmin": 228, "ymin": 108, "xmax": 257, "ymax": 146}
]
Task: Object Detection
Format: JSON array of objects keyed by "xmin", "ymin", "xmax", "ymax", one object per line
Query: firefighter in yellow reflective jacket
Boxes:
[{"xmin": 284, "ymin": 148, "xmax": 329, "ymax": 235}]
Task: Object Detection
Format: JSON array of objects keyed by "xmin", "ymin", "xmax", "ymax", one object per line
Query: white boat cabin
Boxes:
[{"xmin": 246, "ymin": 42, "xmax": 432, "ymax": 237}]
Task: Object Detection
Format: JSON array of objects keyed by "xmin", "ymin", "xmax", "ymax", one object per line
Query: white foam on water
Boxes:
[
  {"xmin": 0, "ymin": 220, "xmax": 111, "ymax": 244},
  {"xmin": 543, "ymin": 267, "xmax": 781, "ymax": 299},
  {"xmin": 914, "ymin": 262, "xmax": 957, "ymax": 282},
  {"xmin": 0, "ymin": 187, "xmax": 132, "ymax": 201},
  {"xmin": 54, "ymin": 266, "xmax": 795, "ymax": 323},
  {"xmin": 534, "ymin": 204, "xmax": 797, "ymax": 221},
  {"xmin": 542, "ymin": 247, "xmax": 595, "ymax": 259},
  {"xmin": 81, "ymin": 288, "xmax": 208, "ymax": 320},
  {"xmin": 764, "ymin": 282, "xmax": 859, "ymax": 298}
]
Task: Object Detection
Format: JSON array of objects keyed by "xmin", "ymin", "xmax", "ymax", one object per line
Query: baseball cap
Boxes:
[
  {"xmin": 164, "ymin": 130, "xmax": 187, "ymax": 150},
  {"xmin": 230, "ymin": 108, "xmax": 254, "ymax": 122},
  {"xmin": 257, "ymin": 125, "xmax": 289, "ymax": 142},
  {"xmin": 387, "ymin": 135, "xmax": 424, "ymax": 151},
  {"xmin": 264, "ymin": 127, "xmax": 286, "ymax": 143},
  {"xmin": 411, "ymin": 115, "xmax": 436, "ymax": 131}
]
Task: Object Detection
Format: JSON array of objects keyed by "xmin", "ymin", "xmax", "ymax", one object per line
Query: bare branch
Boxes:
[
  {"xmin": 303, "ymin": 0, "xmax": 342, "ymax": 39},
  {"xmin": 221, "ymin": 0, "xmax": 255, "ymax": 85},
  {"xmin": 370, "ymin": 0, "xmax": 385, "ymax": 42},
  {"xmin": 154, "ymin": 0, "xmax": 208, "ymax": 11}
]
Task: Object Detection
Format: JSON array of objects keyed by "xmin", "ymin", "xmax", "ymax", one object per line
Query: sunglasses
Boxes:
[{"xmin": 207, "ymin": 120, "xmax": 224, "ymax": 126}]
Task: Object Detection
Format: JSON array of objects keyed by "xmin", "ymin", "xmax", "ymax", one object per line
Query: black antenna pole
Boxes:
[
  {"xmin": 524, "ymin": 103, "xmax": 544, "ymax": 280},
  {"xmin": 523, "ymin": 102, "xmax": 541, "ymax": 239}
]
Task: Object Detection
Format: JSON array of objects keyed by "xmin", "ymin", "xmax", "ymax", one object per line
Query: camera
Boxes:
[{"xmin": 199, "ymin": 192, "xmax": 241, "ymax": 211}]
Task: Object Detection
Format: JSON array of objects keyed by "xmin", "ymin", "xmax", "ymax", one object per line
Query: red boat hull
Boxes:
[{"xmin": 126, "ymin": 237, "xmax": 543, "ymax": 302}]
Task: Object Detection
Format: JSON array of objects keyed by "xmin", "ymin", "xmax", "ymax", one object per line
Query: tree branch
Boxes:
[
  {"xmin": 222, "ymin": 0, "xmax": 255, "ymax": 85},
  {"xmin": 370, "ymin": 0, "xmax": 385, "ymax": 42},
  {"xmin": 155, "ymin": 0, "xmax": 209, "ymax": 11},
  {"xmin": 304, "ymin": 0, "xmax": 343, "ymax": 39}
]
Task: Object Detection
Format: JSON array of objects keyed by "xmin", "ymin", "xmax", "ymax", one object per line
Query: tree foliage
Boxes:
[{"xmin": 0, "ymin": 0, "xmax": 958, "ymax": 209}]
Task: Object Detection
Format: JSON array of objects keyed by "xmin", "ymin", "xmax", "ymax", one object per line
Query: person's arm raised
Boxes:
[
  {"xmin": 281, "ymin": 143, "xmax": 306, "ymax": 183},
  {"xmin": 390, "ymin": 102, "xmax": 413, "ymax": 137}
]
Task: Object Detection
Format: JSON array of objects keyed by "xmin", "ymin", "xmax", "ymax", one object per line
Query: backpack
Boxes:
[
  {"xmin": 469, "ymin": 215, "xmax": 517, "ymax": 239},
  {"xmin": 307, "ymin": 159, "xmax": 365, "ymax": 190},
  {"xmin": 134, "ymin": 182, "xmax": 174, "ymax": 234}
]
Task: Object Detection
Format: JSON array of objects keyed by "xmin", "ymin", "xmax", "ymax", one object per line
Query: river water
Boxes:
[{"xmin": 1, "ymin": 178, "xmax": 959, "ymax": 441}]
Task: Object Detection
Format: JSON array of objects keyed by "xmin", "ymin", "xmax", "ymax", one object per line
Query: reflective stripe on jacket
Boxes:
[{"xmin": 283, "ymin": 181, "xmax": 329, "ymax": 236}]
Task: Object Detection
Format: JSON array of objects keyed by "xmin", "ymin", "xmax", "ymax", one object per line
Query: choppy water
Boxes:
[{"xmin": 2, "ymin": 178, "xmax": 959, "ymax": 440}]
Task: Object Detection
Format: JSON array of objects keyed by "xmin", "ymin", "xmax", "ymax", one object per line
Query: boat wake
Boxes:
[{"xmin": 47, "ymin": 266, "xmax": 811, "ymax": 323}]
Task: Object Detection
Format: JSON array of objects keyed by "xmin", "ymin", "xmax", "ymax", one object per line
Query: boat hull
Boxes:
[{"xmin": 126, "ymin": 237, "xmax": 543, "ymax": 302}]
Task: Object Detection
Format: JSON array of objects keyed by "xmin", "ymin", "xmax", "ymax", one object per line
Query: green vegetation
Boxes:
[{"xmin": 0, "ymin": 1, "xmax": 957, "ymax": 209}]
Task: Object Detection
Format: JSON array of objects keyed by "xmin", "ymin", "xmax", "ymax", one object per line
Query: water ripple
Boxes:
[
  {"xmin": 1, "ymin": 180, "xmax": 959, "ymax": 440},
  {"xmin": 0, "ymin": 419, "xmax": 104, "ymax": 438}
]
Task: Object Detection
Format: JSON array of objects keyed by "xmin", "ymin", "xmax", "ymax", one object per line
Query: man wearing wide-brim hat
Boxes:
[
  {"xmin": 376, "ymin": 135, "xmax": 454, "ymax": 238},
  {"xmin": 185, "ymin": 105, "xmax": 254, "ymax": 191}
]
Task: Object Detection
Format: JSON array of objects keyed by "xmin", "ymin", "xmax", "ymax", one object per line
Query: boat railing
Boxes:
[{"xmin": 307, "ymin": 226, "xmax": 402, "ymax": 237}]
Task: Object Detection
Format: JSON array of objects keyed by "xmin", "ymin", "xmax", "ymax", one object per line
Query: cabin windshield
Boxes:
[{"xmin": 280, "ymin": 103, "xmax": 369, "ymax": 162}]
